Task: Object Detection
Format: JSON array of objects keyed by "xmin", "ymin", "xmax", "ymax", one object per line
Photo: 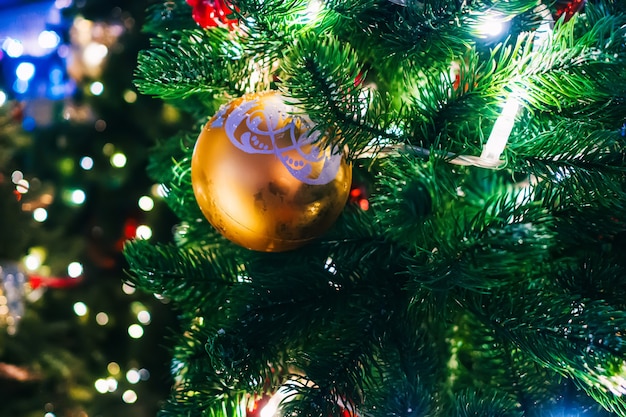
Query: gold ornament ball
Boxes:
[{"xmin": 191, "ymin": 91, "xmax": 352, "ymax": 252}]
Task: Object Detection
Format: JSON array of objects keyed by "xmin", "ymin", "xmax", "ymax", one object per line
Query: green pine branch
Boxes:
[
  {"xmin": 135, "ymin": 28, "xmax": 250, "ymax": 100},
  {"xmin": 142, "ymin": 0, "xmax": 197, "ymax": 35}
]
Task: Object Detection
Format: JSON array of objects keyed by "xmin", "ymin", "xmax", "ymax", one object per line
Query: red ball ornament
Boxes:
[
  {"xmin": 187, "ymin": 0, "xmax": 238, "ymax": 28},
  {"xmin": 554, "ymin": 0, "xmax": 586, "ymax": 21}
]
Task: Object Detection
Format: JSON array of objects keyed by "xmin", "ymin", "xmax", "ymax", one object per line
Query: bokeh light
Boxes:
[
  {"xmin": 126, "ymin": 368, "xmax": 140, "ymax": 384},
  {"xmin": 136, "ymin": 225, "xmax": 152, "ymax": 240},
  {"xmin": 123, "ymin": 89, "xmax": 137, "ymax": 103},
  {"xmin": 38, "ymin": 30, "xmax": 61, "ymax": 49},
  {"xmin": 95, "ymin": 378, "xmax": 108, "ymax": 394},
  {"xmin": 70, "ymin": 189, "xmax": 86, "ymax": 205},
  {"xmin": 83, "ymin": 42, "xmax": 108, "ymax": 67},
  {"xmin": 73, "ymin": 302, "xmax": 88, "ymax": 316},
  {"xmin": 80, "ymin": 156, "xmax": 94, "ymax": 170},
  {"xmin": 477, "ymin": 12, "xmax": 507, "ymax": 37},
  {"xmin": 16, "ymin": 62, "xmax": 36, "ymax": 81},
  {"xmin": 138, "ymin": 196, "xmax": 154, "ymax": 211},
  {"xmin": 33, "ymin": 208, "xmax": 48, "ymax": 222},
  {"xmin": 106, "ymin": 377, "xmax": 118, "ymax": 392},
  {"xmin": 122, "ymin": 282, "xmax": 136, "ymax": 295},
  {"xmin": 137, "ymin": 310, "xmax": 151, "ymax": 324},
  {"xmin": 24, "ymin": 253, "xmax": 43, "ymax": 271},
  {"xmin": 95, "ymin": 312, "xmax": 109, "ymax": 326},
  {"xmin": 128, "ymin": 324, "xmax": 144, "ymax": 339},
  {"xmin": 111, "ymin": 152, "xmax": 127, "ymax": 168},
  {"xmin": 90, "ymin": 81, "xmax": 104, "ymax": 96},
  {"xmin": 122, "ymin": 389, "xmax": 138, "ymax": 404},
  {"xmin": 67, "ymin": 261, "xmax": 83, "ymax": 278},
  {"xmin": 107, "ymin": 362, "xmax": 120, "ymax": 375},
  {"xmin": 3, "ymin": 38, "xmax": 23, "ymax": 58}
]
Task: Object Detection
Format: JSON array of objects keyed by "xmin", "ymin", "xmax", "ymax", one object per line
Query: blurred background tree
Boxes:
[{"xmin": 0, "ymin": 0, "xmax": 184, "ymax": 416}]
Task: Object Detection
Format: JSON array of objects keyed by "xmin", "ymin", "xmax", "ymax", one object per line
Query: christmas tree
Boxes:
[{"xmin": 124, "ymin": 0, "xmax": 626, "ymax": 416}]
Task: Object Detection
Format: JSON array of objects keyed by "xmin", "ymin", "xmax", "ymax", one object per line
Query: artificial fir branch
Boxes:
[
  {"xmin": 146, "ymin": 132, "xmax": 197, "ymax": 184},
  {"xmin": 124, "ymin": 240, "xmax": 239, "ymax": 309},
  {"xmin": 281, "ymin": 33, "xmax": 403, "ymax": 158},
  {"xmin": 475, "ymin": 289, "xmax": 626, "ymax": 415},
  {"xmin": 557, "ymin": 256, "xmax": 626, "ymax": 311},
  {"xmin": 135, "ymin": 28, "xmax": 248, "ymax": 100},
  {"xmin": 142, "ymin": 0, "xmax": 196, "ymax": 35},
  {"xmin": 514, "ymin": 9, "xmax": 626, "ymax": 113}
]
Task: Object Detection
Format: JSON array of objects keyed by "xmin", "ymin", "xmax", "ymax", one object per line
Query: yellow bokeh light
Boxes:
[
  {"xmin": 107, "ymin": 362, "xmax": 120, "ymax": 375},
  {"xmin": 123, "ymin": 89, "xmax": 137, "ymax": 103},
  {"xmin": 96, "ymin": 312, "xmax": 109, "ymax": 326}
]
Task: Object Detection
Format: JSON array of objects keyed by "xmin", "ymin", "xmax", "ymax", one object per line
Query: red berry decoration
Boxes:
[
  {"xmin": 186, "ymin": 0, "xmax": 238, "ymax": 28},
  {"xmin": 554, "ymin": 0, "xmax": 586, "ymax": 21}
]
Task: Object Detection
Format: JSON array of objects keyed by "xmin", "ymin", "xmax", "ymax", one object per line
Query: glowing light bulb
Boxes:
[
  {"xmin": 128, "ymin": 324, "xmax": 144, "ymax": 339},
  {"xmin": 16, "ymin": 62, "xmax": 35, "ymax": 81},
  {"xmin": 477, "ymin": 12, "xmax": 507, "ymax": 38},
  {"xmin": 137, "ymin": 310, "xmax": 151, "ymax": 324},
  {"xmin": 55, "ymin": 0, "xmax": 73, "ymax": 8},
  {"xmin": 480, "ymin": 97, "xmax": 520, "ymax": 162},
  {"xmin": 71, "ymin": 189, "xmax": 86, "ymax": 205},
  {"xmin": 479, "ymin": 7, "xmax": 553, "ymax": 166},
  {"xmin": 126, "ymin": 369, "xmax": 140, "ymax": 384},
  {"xmin": 3, "ymin": 38, "xmax": 23, "ymax": 58},
  {"xmin": 302, "ymin": 0, "xmax": 323, "ymax": 22},
  {"xmin": 152, "ymin": 183, "xmax": 168, "ymax": 198},
  {"xmin": 24, "ymin": 253, "xmax": 43, "ymax": 271},
  {"xmin": 15, "ymin": 179, "xmax": 29, "ymax": 194},
  {"xmin": 122, "ymin": 389, "xmax": 138, "ymax": 404},
  {"xmin": 68, "ymin": 261, "xmax": 83, "ymax": 278},
  {"xmin": 122, "ymin": 282, "xmax": 136, "ymax": 295},
  {"xmin": 96, "ymin": 312, "xmax": 109, "ymax": 325},
  {"xmin": 83, "ymin": 42, "xmax": 108, "ymax": 67},
  {"xmin": 107, "ymin": 362, "xmax": 121, "ymax": 375},
  {"xmin": 38, "ymin": 30, "xmax": 61, "ymax": 49},
  {"xmin": 80, "ymin": 156, "xmax": 94, "ymax": 170},
  {"xmin": 111, "ymin": 152, "xmax": 127, "ymax": 168},
  {"xmin": 136, "ymin": 225, "xmax": 152, "ymax": 240},
  {"xmin": 73, "ymin": 302, "xmax": 88, "ymax": 316},
  {"xmin": 90, "ymin": 81, "xmax": 104, "ymax": 96},
  {"xmin": 123, "ymin": 89, "xmax": 137, "ymax": 103},
  {"xmin": 95, "ymin": 378, "xmax": 109, "ymax": 394},
  {"xmin": 138, "ymin": 196, "xmax": 154, "ymax": 211},
  {"xmin": 106, "ymin": 377, "xmax": 118, "ymax": 392},
  {"xmin": 33, "ymin": 208, "xmax": 48, "ymax": 222},
  {"xmin": 11, "ymin": 170, "xmax": 23, "ymax": 183}
]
